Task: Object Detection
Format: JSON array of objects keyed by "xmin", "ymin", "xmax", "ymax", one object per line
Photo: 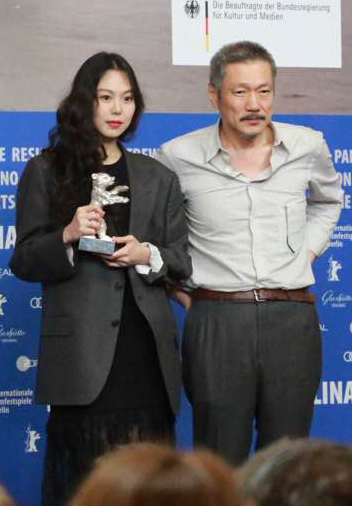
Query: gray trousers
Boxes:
[{"xmin": 182, "ymin": 299, "xmax": 321, "ymax": 465}]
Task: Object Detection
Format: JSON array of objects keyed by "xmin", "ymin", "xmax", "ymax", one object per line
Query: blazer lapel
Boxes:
[{"xmin": 124, "ymin": 149, "xmax": 157, "ymax": 239}]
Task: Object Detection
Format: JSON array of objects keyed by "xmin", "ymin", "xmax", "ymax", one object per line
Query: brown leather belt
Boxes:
[{"xmin": 192, "ymin": 288, "xmax": 315, "ymax": 304}]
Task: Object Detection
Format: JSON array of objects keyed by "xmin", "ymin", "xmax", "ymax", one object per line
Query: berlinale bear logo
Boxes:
[
  {"xmin": 25, "ymin": 425, "xmax": 41, "ymax": 453},
  {"xmin": 327, "ymin": 255, "xmax": 342, "ymax": 282},
  {"xmin": 0, "ymin": 294, "xmax": 7, "ymax": 316}
]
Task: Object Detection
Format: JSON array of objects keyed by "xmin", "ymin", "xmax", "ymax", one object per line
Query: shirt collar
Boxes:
[
  {"xmin": 205, "ymin": 119, "xmax": 293, "ymax": 164},
  {"xmin": 270, "ymin": 121, "xmax": 292, "ymax": 154},
  {"xmin": 205, "ymin": 119, "xmax": 224, "ymax": 163}
]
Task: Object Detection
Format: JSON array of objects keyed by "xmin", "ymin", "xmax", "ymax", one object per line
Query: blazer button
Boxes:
[
  {"xmin": 111, "ymin": 319, "xmax": 120, "ymax": 328},
  {"xmin": 114, "ymin": 281, "xmax": 124, "ymax": 290}
]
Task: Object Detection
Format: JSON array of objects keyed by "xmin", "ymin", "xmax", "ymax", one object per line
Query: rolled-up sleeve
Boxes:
[{"xmin": 307, "ymin": 136, "xmax": 343, "ymax": 256}]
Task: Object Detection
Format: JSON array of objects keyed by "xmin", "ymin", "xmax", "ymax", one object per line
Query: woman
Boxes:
[{"xmin": 9, "ymin": 52, "xmax": 191, "ymax": 506}]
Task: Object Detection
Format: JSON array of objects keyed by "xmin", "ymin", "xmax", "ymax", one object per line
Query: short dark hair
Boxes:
[{"xmin": 209, "ymin": 41, "xmax": 277, "ymax": 90}]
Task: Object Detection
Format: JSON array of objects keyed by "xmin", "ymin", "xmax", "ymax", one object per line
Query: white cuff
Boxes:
[
  {"xmin": 65, "ymin": 245, "xmax": 74, "ymax": 265},
  {"xmin": 135, "ymin": 243, "xmax": 163, "ymax": 275}
]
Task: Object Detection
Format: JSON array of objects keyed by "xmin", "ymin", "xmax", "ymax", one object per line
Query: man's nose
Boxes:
[{"xmin": 245, "ymin": 92, "xmax": 260, "ymax": 110}]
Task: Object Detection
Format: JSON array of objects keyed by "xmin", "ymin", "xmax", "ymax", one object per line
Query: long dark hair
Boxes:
[{"xmin": 44, "ymin": 52, "xmax": 144, "ymax": 225}]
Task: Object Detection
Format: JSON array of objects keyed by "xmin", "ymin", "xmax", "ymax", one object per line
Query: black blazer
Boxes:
[{"xmin": 9, "ymin": 149, "xmax": 192, "ymax": 414}]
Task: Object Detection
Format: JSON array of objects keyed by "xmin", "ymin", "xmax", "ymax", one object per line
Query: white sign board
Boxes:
[{"xmin": 172, "ymin": 0, "xmax": 341, "ymax": 67}]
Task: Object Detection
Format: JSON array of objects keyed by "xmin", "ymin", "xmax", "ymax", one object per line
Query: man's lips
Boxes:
[{"xmin": 241, "ymin": 115, "xmax": 266, "ymax": 122}]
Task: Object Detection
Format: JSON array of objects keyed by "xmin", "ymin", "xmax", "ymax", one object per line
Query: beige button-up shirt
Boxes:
[{"xmin": 157, "ymin": 121, "xmax": 343, "ymax": 291}]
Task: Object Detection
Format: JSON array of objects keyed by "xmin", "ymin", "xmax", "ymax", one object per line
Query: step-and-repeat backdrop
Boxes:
[
  {"xmin": 1, "ymin": 0, "xmax": 351, "ymax": 504},
  {"xmin": 0, "ymin": 111, "xmax": 351, "ymax": 505}
]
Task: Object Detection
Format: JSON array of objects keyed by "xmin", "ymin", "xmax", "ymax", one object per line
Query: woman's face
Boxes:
[{"xmin": 93, "ymin": 69, "xmax": 136, "ymax": 143}]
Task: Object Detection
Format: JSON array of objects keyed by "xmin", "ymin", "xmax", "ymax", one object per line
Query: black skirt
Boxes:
[{"xmin": 42, "ymin": 278, "xmax": 174, "ymax": 506}]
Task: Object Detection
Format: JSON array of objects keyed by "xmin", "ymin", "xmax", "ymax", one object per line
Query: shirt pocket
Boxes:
[{"xmin": 285, "ymin": 203, "xmax": 306, "ymax": 253}]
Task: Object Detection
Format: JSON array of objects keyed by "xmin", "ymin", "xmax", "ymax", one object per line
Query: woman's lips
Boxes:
[{"xmin": 106, "ymin": 121, "xmax": 123, "ymax": 128}]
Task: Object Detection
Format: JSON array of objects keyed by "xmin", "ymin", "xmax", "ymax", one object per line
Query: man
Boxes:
[{"xmin": 157, "ymin": 41, "xmax": 343, "ymax": 464}]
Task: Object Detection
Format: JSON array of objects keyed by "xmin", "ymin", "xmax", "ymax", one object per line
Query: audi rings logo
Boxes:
[
  {"xmin": 30, "ymin": 297, "xmax": 42, "ymax": 309},
  {"xmin": 343, "ymin": 351, "xmax": 352, "ymax": 362}
]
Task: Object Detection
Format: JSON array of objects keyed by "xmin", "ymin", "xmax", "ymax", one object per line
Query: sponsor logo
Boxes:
[
  {"xmin": 30, "ymin": 297, "xmax": 42, "ymax": 309},
  {"xmin": 319, "ymin": 323, "xmax": 329, "ymax": 332},
  {"xmin": 25, "ymin": 425, "xmax": 41, "ymax": 453},
  {"xmin": 321, "ymin": 290, "xmax": 352, "ymax": 308},
  {"xmin": 350, "ymin": 322, "xmax": 352, "ymax": 334},
  {"xmin": 16, "ymin": 356, "xmax": 38, "ymax": 372},
  {"xmin": 327, "ymin": 255, "xmax": 342, "ymax": 281},
  {"xmin": 0, "ymin": 325, "xmax": 26, "ymax": 343},
  {"xmin": 315, "ymin": 380, "xmax": 352, "ymax": 405},
  {"xmin": 0, "ymin": 293, "xmax": 7, "ymax": 316},
  {"xmin": 184, "ymin": 0, "xmax": 200, "ymax": 18},
  {"xmin": 343, "ymin": 351, "xmax": 352, "ymax": 363},
  {"xmin": 0, "ymin": 268, "xmax": 14, "ymax": 279}
]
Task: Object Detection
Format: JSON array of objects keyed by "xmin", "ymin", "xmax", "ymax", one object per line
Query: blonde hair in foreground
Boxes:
[
  {"xmin": 0, "ymin": 485, "xmax": 15, "ymax": 506},
  {"xmin": 70, "ymin": 443, "xmax": 243, "ymax": 506}
]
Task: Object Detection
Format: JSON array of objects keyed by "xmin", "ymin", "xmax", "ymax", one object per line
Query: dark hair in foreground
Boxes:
[
  {"xmin": 209, "ymin": 40, "xmax": 277, "ymax": 91},
  {"xmin": 69, "ymin": 443, "xmax": 243, "ymax": 506},
  {"xmin": 44, "ymin": 52, "xmax": 144, "ymax": 224},
  {"xmin": 238, "ymin": 438, "xmax": 352, "ymax": 506}
]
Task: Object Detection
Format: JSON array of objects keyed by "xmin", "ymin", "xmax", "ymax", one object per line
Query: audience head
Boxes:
[
  {"xmin": 70, "ymin": 443, "xmax": 243, "ymax": 506},
  {"xmin": 238, "ymin": 438, "xmax": 352, "ymax": 506},
  {"xmin": 0, "ymin": 484, "xmax": 15, "ymax": 506}
]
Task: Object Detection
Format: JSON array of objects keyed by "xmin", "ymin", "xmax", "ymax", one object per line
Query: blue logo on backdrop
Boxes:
[
  {"xmin": 343, "ymin": 351, "xmax": 352, "ymax": 363},
  {"xmin": 321, "ymin": 291, "xmax": 352, "ymax": 308},
  {"xmin": 327, "ymin": 255, "xmax": 342, "ymax": 282},
  {"xmin": 30, "ymin": 297, "xmax": 42, "ymax": 310},
  {"xmin": 16, "ymin": 356, "xmax": 38, "ymax": 372},
  {"xmin": 24, "ymin": 425, "xmax": 41, "ymax": 453},
  {"xmin": 0, "ymin": 293, "xmax": 7, "ymax": 315},
  {"xmin": 0, "ymin": 268, "xmax": 14, "ymax": 279}
]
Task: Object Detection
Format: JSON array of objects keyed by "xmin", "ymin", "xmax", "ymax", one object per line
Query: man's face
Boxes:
[{"xmin": 209, "ymin": 59, "xmax": 274, "ymax": 141}]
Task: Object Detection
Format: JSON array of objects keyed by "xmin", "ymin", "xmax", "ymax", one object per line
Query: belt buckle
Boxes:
[{"xmin": 253, "ymin": 289, "xmax": 266, "ymax": 302}]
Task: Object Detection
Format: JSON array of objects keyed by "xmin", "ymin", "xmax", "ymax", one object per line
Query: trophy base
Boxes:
[{"xmin": 78, "ymin": 236, "xmax": 115, "ymax": 255}]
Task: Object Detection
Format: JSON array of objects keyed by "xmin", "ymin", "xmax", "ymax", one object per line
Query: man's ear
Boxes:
[{"xmin": 208, "ymin": 83, "xmax": 219, "ymax": 110}]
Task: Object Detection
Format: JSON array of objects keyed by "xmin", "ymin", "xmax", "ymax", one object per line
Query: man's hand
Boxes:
[
  {"xmin": 310, "ymin": 251, "xmax": 317, "ymax": 263},
  {"xmin": 167, "ymin": 286, "xmax": 192, "ymax": 311},
  {"xmin": 63, "ymin": 205, "xmax": 104, "ymax": 244},
  {"xmin": 100, "ymin": 235, "xmax": 150, "ymax": 267}
]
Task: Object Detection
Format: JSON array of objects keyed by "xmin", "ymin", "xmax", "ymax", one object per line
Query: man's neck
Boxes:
[{"xmin": 219, "ymin": 124, "xmax": 273, "ymax": 153}]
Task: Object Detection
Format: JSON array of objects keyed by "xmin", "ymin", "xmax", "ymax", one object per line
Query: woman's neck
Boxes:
[{"xmin": 102, "ymin": 140, "xmax": 122, "ymax": 165}]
